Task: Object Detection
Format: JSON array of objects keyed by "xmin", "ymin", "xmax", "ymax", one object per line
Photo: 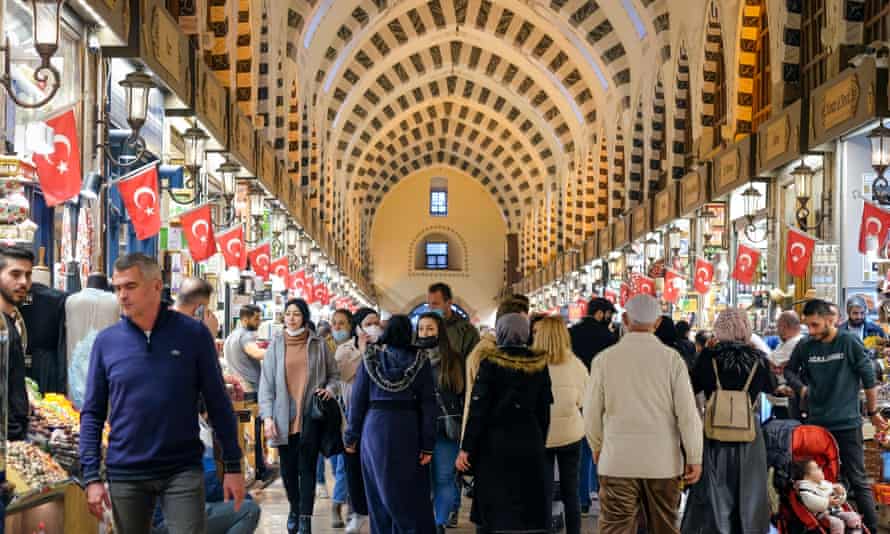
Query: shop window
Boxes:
[
  {"xmin": 801, "ymin": 0, "xmax": 828, "ymax": 97},
  {"xmin": 752, "ymin": 5, "xmax": 771, "ymax": 132},
  {"xmin": 425, "ymin": 241, "xmax": 448, "ymax": 269},
  {"xmin": 430, "ymin": 177, "xmax": 447, "ymax": 216},
  {"xmin": 865, "ymin": 0, "xmax": 890, "ymax": 43}
]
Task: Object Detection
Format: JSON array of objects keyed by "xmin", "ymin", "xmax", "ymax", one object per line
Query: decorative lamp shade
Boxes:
[
  {"xmin": 32, "ymin": 0, "xmax": 64, "ymax": 51},
  {"xmin": 309, "ymin": 245, "xmax": 322, "ymax": 264},
  {"xmin": 285, "ymin": 223, "xmax": 299, "ymax": 250},
  {"xmin": 741, "ymin": 185, "xmax": 763, "ymax": 218},
  {"xmin": 119, "ymin": 70, "xmax": 155, "ymax": 130},
  {"xmin": 271, "ymin": 209, "xmax": 286, "ymax": 234},
  {"xmin": 216, "ymin": 158, "xmax": 240, "ymax": 197},
  {"xmin": 869, "ymin": 122, "xmax": 890, "ymax": 172},
  {"xmin": 182, "ymin": 125, "xmax": 209, "ymax": 168},
  {"xmin": 249, "ymin": 189, "xmax": 265, "ymax": 217},
  {"xmin": 299, "ymin": 232, "xmax": 312, "ymax": 258},
  {"xmin": 791, "ymin": 161, "xmax": 815, "ymax": 202}
]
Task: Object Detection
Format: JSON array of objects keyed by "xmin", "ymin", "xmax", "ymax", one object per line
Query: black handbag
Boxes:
[{"xmin": 309, "ymin": 393, "xmax": 327, "ymax": 420}]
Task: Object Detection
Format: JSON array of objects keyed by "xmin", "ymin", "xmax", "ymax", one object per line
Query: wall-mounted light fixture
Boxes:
[
  {"xmin": 869, "ymin": 121, "xmax": 890, "ymax": 205},
  {"xmin": 2, "ymin": 0, "xmax": 65, "ymax": 109},
  {"xmin": 793, "ymin": 159, "xmax": 828, "ymax": 232},
  {"xmin": 741, "ymin": 184, "xmax": 769, "ymax": 243}
]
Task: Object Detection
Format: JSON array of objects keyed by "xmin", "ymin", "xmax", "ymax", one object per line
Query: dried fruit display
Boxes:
[{"xmin": 7, "ymin": 441, "xmax": 68, "ymax": 494}]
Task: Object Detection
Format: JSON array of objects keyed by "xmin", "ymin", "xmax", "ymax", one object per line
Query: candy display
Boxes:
[
  {"xmin": 29, "ymin": 394, "xmax": 85, "ymax": 476},
  {"xmin": 7, "ymin": 441, "xmax": 68, "ymax": 494}
]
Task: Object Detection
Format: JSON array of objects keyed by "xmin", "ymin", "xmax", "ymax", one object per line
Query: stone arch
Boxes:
[
  {"xmin": 629, "ymin": 99, "xmax": 645, "ymax": 205},
  {"xmin": 611, "ymin": 125, "xmax": 627, "ymax": 219},
  {"xmin": 700, "ymin": 0, "xmax": 729, "ymax": 153}
]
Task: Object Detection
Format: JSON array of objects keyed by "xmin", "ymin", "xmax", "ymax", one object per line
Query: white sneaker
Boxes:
[
  {"xmin": 316, "ymin": 484, "xmax": 330, "ymax": 499},
  {"xmin": 345, "ymin": 514, "xmax": 367, "ymax": 534}
]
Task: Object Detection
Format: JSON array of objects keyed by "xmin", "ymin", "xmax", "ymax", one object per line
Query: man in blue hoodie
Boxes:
[{"xmin": 80, "ymin": 253, "xmax": 244, "ymax": 533}]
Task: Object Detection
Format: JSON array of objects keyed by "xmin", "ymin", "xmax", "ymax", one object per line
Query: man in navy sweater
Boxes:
[{"xmin": 80, "ymin": 253, "xmax": 245, "ymax": 533}]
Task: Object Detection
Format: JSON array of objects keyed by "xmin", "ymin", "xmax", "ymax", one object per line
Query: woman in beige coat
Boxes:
[{"xmin": 532, "ymin": 316, "xmax": 589, "ymax": 534}]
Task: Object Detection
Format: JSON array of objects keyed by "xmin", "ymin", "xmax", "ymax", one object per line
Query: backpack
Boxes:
[{"xmin": 704, "ymin": 359, "xmax": 759, "ymax": 443}]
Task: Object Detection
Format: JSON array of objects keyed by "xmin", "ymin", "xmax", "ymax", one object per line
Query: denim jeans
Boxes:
[
  {"xmin": 432, "ymin": 437, "xmax": 460, "ymax": 526},
  {"xmin": 110, "ymin": 468, "xmax": 205, "ymax": 534},
  {"xmin": 831, "ymin": 427, "xmax": 878, "ymax": 533},
  {"xmin": 330, "ymin": 454, "xmax": 348, "ymax": 504},
  {"xmin": 316, "ymin": 455, "xmax": 326, "ymax": 485},
  {"xmin": 579, "ymin": 439, "xmax": 598, "ymax": 508}
]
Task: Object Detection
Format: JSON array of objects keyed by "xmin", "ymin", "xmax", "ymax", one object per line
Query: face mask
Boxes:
[
  {"xmin": 415, "ymin": 336, "xmax": 438, "ymax": 349},
  {"xmin": 332, "ymin": 330, "xmax": 350, "ymax": 343},
  {"xmin": 431, "ymin": 308, "xmax": 446, "ymax": 318},
  {"xmin": 362, "ymin": 325, "xmax": 384, "ymax": 343},
  {"xmin": 286, "ymin": 327, "xmax": 305, "ymax": 337}
]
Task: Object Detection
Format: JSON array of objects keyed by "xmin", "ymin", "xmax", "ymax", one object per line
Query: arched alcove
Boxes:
[{"xmin": 410, "ymin": 227, "xmax": 469, "ymax": 272}]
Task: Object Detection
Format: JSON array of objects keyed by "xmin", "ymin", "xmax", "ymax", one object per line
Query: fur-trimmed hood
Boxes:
[{"xmin": 477, "ymin": 344, "xmax": 548, "ymax": 374}]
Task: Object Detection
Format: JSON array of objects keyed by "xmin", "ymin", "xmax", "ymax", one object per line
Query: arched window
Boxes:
[
  {"xmin": 801, "ymin": 0, "xmax": 828, "ymax": 97},
  {"xmin": 865, "ymin": 0, "xmax": 890, "ymax": 43},
  {"xmin": 413, "ymin": 229, "xmax": 466, "ymax": 272},
  {"xmin": 735, "ymin": 1, "xmax": 771, "ymax": 136}
]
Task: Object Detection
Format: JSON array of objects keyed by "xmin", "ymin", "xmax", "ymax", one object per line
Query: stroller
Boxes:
[{"xmin": 765, "ymin": 420, "xmax": 869, "ymax": 534}]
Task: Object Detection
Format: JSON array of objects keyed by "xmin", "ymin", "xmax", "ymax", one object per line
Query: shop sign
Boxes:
[
  {"xmin": 653, "ymin": 184, "xmax": 678, "ymax": 227},
  {"xmin": 598, "ymin": 227, "xmax": 610, "ymax": 258},
  {"xmin": 680, "ymin": 168, "xmax": 708, "ymax": 215},
  {"xmin": 810, "ymin": 56, "xmax": 886, "ymax": 149},
  {"xmin": 72, "ymin": 0, "xmax": 130, "ymax": 46},
  {"xmin": 631, "ymin": 203, "xmax": 650, "ymax": 241},
  {"xmin": 711, "ymin": 136, "xmax": 754, "ymax": 199},
  {"xmin": 230, "ymin": 104, "xmax": 256, "ymax": 175},
  {"xmin": 612, "ymin": 217, "xmax": 629, "ymax": 250},
  {"xmin": 195, "ymin": 61, "xmax": 229, "ymax": 148},
  {"xmin": 138, "ymin": 0, "xmax": 192, "ymax": 109},
  {"xmin": 756, "ymin": 100, "xmax": 803, "ymax": 174}
]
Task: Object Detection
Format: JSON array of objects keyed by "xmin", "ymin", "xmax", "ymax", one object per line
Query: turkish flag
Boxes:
[
  {"xmin": 619, "ymin": 282, "xmax": 631, "ymax": 307},
  {"xmin": 604, "ymin": 289, "xmax": 618, "ymax": 304},
  {"xmin": 663, "ymin": 269, "xmax": 684, "ymax": 304},
  {"xmin": 304, "ymin": 276, "xmax": 317, "ymax": 304},
  {"xmin": 270, "ymin": 257, "xmax": 289, "ymax": 281},
  {"xmin": 34, "ymin": 109, "xmax": 82, "ymax": 206},
  {"xmin": 786, "ymin": 226, "xmax": 816, "ymax": 278},
  {"xmin": 289, "ymin": 269, "xmax": 307, "ymax": 295},
  {"xmin": 732, "ymin": 244, "xmax": 761, "ymax": 285},
  {"xmin": 180, "ymin": 204, "xmax": 216, "ymax": 263},
  {"xmin": 694, "ymin": 257, "xmax": 715, "ymax": 294},
  {"xmin": 859, "ymin": 201, "xmax": 890, "ymax": 253},
  {"xmin": 216, "ymin": 226, "xmax": 246, "ymax": 270},
  {"xmin": 248, "ymin": 243, "xmax": 271, "ymax": 280},
  {"xmin": 631, "ymin": 273, "xmax": 656, "ymax": 297},
  {"xmin": 117, "ymin": 163, "xmax": 161, "ymax": 240},
  {"xmin": 314, "ymin": 282, "xmax": 329, "ymax": 306}
]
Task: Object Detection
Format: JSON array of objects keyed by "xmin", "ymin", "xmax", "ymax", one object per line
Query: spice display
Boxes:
[{"xmin": 7, "ymin": 441, "xmax": 68, "ymax": 494}]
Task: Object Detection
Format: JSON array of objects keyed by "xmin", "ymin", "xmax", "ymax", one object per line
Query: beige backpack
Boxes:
[{"xmin": 704, "ymin": 359, "xmax": 758, "ymax": 443}]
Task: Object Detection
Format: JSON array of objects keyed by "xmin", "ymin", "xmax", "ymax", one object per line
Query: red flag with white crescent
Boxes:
[
  {"xmin": 314, "ymin": 282, "xmax": 329, "ymax": 306},
  {"xmin": 289, "ymin": 269, "xmax": 307, "ymax": 295},
  {"xmin": 215, "ymin": 226, "xmax": 246, "ymax": 270},
  {"xmin": 117, "ymin": 163, "xmax": 161, "ymax": 240},
  {"xmin": 270, "ymin": 257, "xmax": 289, "ymax": 281},
  {"xmin": 304, "ymin": 276, "xmax": 317, "ymax": 304},
  {"xmin": 619, "ymin": 282, "xmax": 630, "ymax": 307},
  {"xmin": 732, "ymin": 244, "xmax": 761, "ymax": 285},
  {"xmin": 180, "ymin": 204, "xmax": 217, "ymax": 263},
  {"xmin": 631, "ymin": 273, "xmax": 656, "ymax": 297},
  {"xmin": 248, "ymin": 243, "xmax": 271, "ymax": 280},
  {"xmin": 663, "ymin": 269, "xmax": 684, "ymax": 304},
  {"xmin": 786, "ymin": 226, "xmax": 816, "ymax": 278},
  {"xmin": 693, "ymin": 257, "xmax": 714, "ymax": 294},
  {"xmin": 34, "ymin": 108, "xmax": 82, "ymax": 206},
  {"xmin": 859, "ymin": 201, "xmax": 890, "ymax": 253}
]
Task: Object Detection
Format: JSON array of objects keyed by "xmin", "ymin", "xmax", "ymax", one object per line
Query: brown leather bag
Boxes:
[{"xmin": 704, "ymin": 359, "xmax": 758, "ymax": 443}]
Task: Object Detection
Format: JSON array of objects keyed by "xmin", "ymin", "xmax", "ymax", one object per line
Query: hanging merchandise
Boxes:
[
  {"xmin": 732, "ymin": 244, "xmax": 762, "ymax": 285},
  {"xmin": 117, "ymin": 163, "xmax": 161, "ymax": 240},
  {"xmin": 33, "ymin": 109, "xmax": 82, "ymax": 207},
  {"xmin": 663, "ymin": 269, "xmax": 684, "ymax": 304},
  {"xmin": 694, "ymin": 257, "xmax": 715, "ymax": 295},
  {"xmin": 859, "ymin": 201, "xmax": 890, "ymax": 254},
  {"xmin": 180, "ymin": 204, "xmax": 217, "ymax": 263},
  {"xmin": 216, "ymin": 226, "xmax": 246, "ymax": 270},
  {"xmin": 786, "ymin": 226, "xmax": 816, "ymax": 278},
  {"xmin": 248, "ymin": 242, "xmax": 271, "ymax": 280},
  {"xmin": 270, "ymin": 257, "xmax": 289, "ymax": 280}
]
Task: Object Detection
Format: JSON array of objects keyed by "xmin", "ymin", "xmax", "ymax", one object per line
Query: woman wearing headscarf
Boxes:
[
  {"xmin": 456, "ymin": 313, "xmax": 553, "ymax": 534},
  {"xmin": 259, "ymin": 298, "xmax": 339, "ymax": 534},
  {"xmin": 334, "ymin": 307, "xmax": 380, "ymax": 534},
  {"xmin": 681, "ymin": 308, "xmax": 775, "ymax": 534},
  {"xmin": 344, "ymin": 315, "xmax": 437, "ymax": 534}
]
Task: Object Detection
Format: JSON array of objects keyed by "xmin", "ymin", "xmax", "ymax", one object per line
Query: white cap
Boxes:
[{"xmin": 624, "ymin": 294, "xmax": 660, "ymax": 325}]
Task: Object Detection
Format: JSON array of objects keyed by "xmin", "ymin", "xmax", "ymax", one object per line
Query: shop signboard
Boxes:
[
  {"xmin": 631, "ymin": 203, "xmax": 651, "ymax": 241},
  {"xmin": 711, "ymin": 136, "xmax": 754, "ymax": 199},
  {"xmin": 809, "ymin": 56, "xmax": 887, "ymax": 149},
  {"xmin": 612, "ymin": 217, "xmax": 629, "ymax": 250},
  {"xmin": 653, "ymin": 184, "xmax": 678, "ymax": 228},
  {"xmin": 756, "ymin": 99, "xmax": 804, "ymax": 174},
  {"xmin": 194, "ymin": 60, "xmax": 229, "ymax": 150},
  {"xmin": 680, "ymin": 167, "xmax": 708, "ymax": 216},
  {"xmin": 230, "ymin": 104, "xmax": 256, "ymax": 176},
  {"xmin": 598, "ymin": 227, "xmax": 610, "ymax": 258},
  {"xmin": 71, "ymin": 0, "xmax": 131, "ymax": 46}
]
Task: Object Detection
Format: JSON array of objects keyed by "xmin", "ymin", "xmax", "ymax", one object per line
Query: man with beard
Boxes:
[
  {"xmin": 0, "ymin": 245, "xmax": 33, "ymax": 441},
  {"xmin": 224, "ymin": 304, "xmax": 265, "ymax": 392},
  {"xmin": 785, "ymin": 299, "xmax": 887, "ymax": 533},
  {"xmin": 838, "ymin": 295, "xmax": 886, "ymax": 341},
  {"xmin": 173, "ymin": 277, "xmax": 220, "ymax": 338}
]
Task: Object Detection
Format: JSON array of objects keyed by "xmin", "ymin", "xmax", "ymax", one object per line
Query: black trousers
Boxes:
[
  {"xmin": 546, "ymin": 440, "xmax": 583, "ymax": 534},
  {"xmin": 278, "ymin": 431, "xmax": 321, "ymax": 517},
  {"xmin": 343, "ymin": 449, "xmax": 369, "ymax": 516},
  {"xmin": 831, "ymin": 427, "xmax": 878, "ymax": 533}
]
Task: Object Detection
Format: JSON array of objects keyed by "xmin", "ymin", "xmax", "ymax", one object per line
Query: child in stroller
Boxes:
[{"xmin": 792, "ymin": 458, "xmax": 862, "ymax": 534}]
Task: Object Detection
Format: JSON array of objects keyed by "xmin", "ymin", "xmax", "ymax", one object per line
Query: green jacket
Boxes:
[{"xmin": 446, "ymin": 314, "xmax": 480, "ymax": 360}]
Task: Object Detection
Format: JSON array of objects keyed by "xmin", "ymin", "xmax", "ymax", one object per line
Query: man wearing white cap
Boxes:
[{"xmin": 584, "ymin": 295, "xmax": 702, "ymax": 534}]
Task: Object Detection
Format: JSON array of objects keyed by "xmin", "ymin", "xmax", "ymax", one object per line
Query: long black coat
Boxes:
[
  {"xmin": 461, "ymin": 346, "xmax": 553, "ymax": 533},
  {"xmin": 569, "ymin": 317, "xmax": 617, "ymax": 370}
]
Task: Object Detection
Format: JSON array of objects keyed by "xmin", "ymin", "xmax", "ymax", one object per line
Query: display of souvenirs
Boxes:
[
  {"xmin": 0, "ymin": 157, "xmax": 37, "ymax": 243},
  {"xmin": 7, "ymin": 441, "xmax": 68, "ymax": 495}
]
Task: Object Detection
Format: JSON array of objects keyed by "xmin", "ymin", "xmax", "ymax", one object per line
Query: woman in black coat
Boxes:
[{"xmin": 455, "ymin": 313, "xmax": 553, "ymax": 534}]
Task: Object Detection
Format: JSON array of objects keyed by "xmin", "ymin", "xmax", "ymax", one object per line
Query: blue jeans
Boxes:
[
  {"xmin": 578, "ymin": 439, "xmax": 598, "ymax": 508},
  {"xmin": 330, "ymin": 454, "xmax": 348, "ymax": 504},
  {"xmin": 431, "ymin": 437, "xmax": 460, "ymax": 526}
]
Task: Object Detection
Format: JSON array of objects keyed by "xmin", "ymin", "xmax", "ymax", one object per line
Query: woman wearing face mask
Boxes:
[
  {"xmin": 259, "ymin": 298, "xmax": 340, "ymax": 534},
  {"xmin": 324, "ymin": 308, "xmax": 354, "ymax": 528},
  {"xmin": 334, "ymin": 308, "xmax": 379, "ymax": 534},
  {"xmin": 344, "ymin": 315, "xmax": 437, "ymax": 533},
  {"xmin": 416, "ymin": 312, "xmax": 465, "ymax": 534}
]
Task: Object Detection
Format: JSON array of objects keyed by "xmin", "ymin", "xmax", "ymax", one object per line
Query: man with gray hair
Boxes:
[
  {"xmin": 770, "ymin": 311, "xmax": 804, "ymax": 418},
  {"xmin": 838, "ymin": 295, "xmax": 886, "ymax": 341},
  {"xmin": 172, "ymin": 277, "xmax": 219, "ymax": 337},
  {"xmin": 584, "ymin": 295, "xmax": 702, "ymax": 534}
]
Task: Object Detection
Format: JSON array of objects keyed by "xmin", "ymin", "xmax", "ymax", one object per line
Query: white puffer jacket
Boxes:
[{"xmin": 546, "ymin": 355, "xmax": 589, "ymax": 448}]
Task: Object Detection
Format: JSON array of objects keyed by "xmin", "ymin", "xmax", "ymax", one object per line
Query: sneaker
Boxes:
[
  {"xmin": 345, "ymin": 514, "xmax": 367, "ymax": 534},
  {"xmin": 316, "ymin": 484, "xmax": 330, "ymax": 499},
  {"xmin": 446, "ymin": 511, "xmax": 459, "ymax": 528}
]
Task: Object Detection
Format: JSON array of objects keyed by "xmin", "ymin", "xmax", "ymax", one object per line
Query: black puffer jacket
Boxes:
[{"xmin": 691, "ymin": 341, "xmax": 776, "ymax": 402}]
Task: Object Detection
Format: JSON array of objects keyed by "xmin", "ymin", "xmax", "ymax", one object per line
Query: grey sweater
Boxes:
[{"xmin": 258, "ymin": 331, "xmax": 339, "ymax": 447}]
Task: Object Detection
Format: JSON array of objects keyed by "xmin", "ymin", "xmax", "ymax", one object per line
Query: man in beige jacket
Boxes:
[{"xmin": 584, "ymin": 295, "xmax": 702, "ymax": 534}]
